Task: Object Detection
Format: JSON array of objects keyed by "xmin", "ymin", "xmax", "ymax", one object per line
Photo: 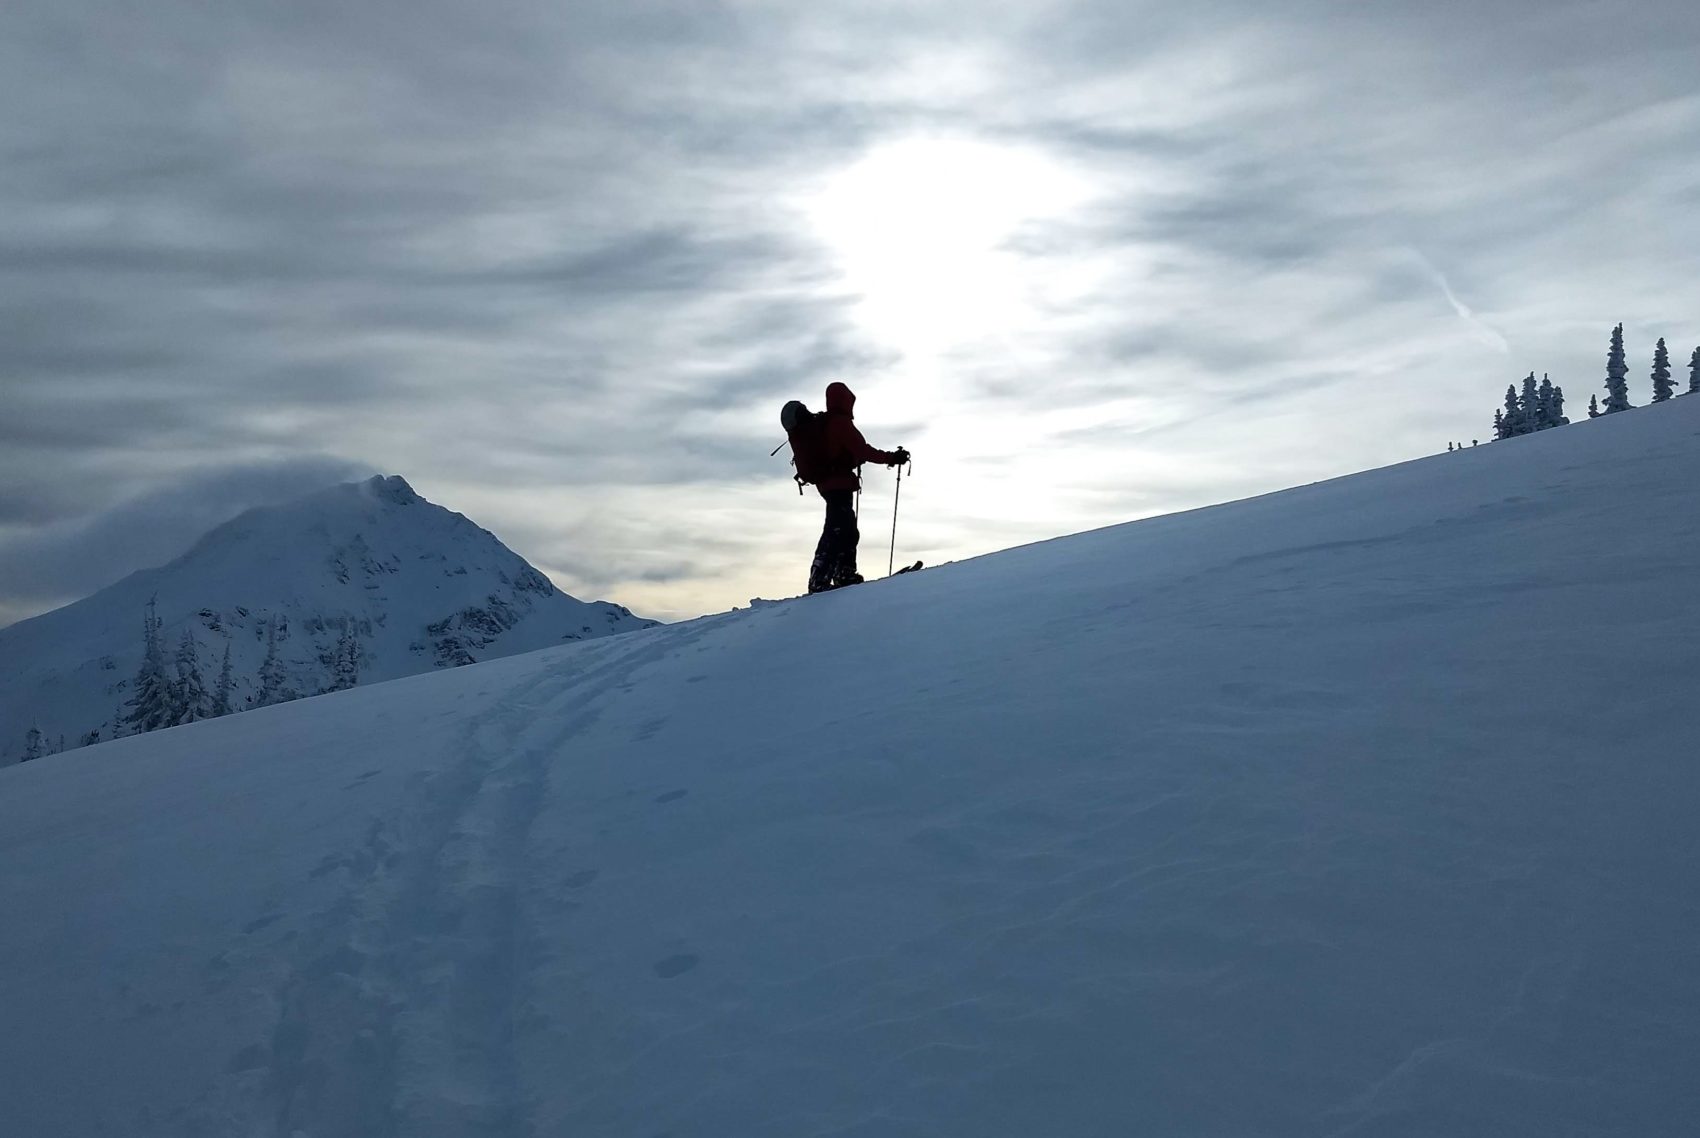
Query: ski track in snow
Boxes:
[
  {"xmin": 6, "ymin": 401, "xmax": 1700, "ymax": 1136},
  {"xmin": 232, "ymin": 622, "xmax": 719, "ymax": 1137}
]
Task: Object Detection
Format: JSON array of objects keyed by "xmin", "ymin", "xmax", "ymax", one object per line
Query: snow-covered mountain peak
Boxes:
[
  {"xmin": 175, "ymin": 474, "xmax": 443, "ymax": 565},
  {"xmin": 358, "ymin": 472, "xmax": 422, "ymax": 506},
  {"xmin": 1, "ymin": 475, "xmax": 656, "ymax": 762}
]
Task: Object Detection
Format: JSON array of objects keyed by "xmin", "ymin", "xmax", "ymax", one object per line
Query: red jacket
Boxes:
[{"xmin": 817, "ymin": 381, "xmax": 899, "ymax": 492}]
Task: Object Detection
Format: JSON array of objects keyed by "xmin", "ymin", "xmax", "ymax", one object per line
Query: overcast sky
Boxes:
[{"xmin": 3, "ymin": 0, "xmax": 1697, "ymax": 625}]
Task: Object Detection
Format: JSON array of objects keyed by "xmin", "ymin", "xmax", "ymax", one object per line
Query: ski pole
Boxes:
[{"xmin": 888, "ymin": 462, "xmax": 903, "ymax": 577}]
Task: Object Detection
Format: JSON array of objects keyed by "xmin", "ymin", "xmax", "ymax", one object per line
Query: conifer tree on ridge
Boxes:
[
  {"xmin": 1547, "ymin": 376, "xmax": 1568, "ymax": 425},
  {"xmin": 1518, "ymin": 373, "xmax": 1541, "ymax": 433},
  {"xmin": 1651, "ymin": 338, "xmax": 1674, "ymax": 402},
  {"xmin": 1498, "ymin": 385, "xmax": 1521, "ymax": 438},
  {"xmin": 1602, "ymin": 323, "xmax": 1633, "ymax": 413}
]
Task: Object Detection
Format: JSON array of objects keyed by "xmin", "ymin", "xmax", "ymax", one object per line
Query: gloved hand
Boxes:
[{"xmin": 890, "ymin": 446, "xmax": 911, "ymax": 468}]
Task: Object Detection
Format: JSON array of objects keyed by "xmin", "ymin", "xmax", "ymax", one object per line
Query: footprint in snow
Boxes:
[
  {"xmin": 308, "ymin": 854, "xmax": 344, "ymax": 879},
  {"xmin": 243, "ymin": 913, "xmax": 283, "ymax": 934},
  {"xmin": 227, "ymin": 1044, "xmax": 267, "ymax": 1073},
  {"xmin": 652, "ymin": 953, "xmax": 700, "ymax": 979}
]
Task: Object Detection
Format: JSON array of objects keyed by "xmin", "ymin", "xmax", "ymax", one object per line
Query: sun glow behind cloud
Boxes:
[
  {"xmin": 795, "ymin": 137, "xmax": 1127, "ymax": 537},
  {"xmin": 792, "ymin": 135, "xmax": 1183, "ymax": 561},
  {"xmin": 803, "ymin": 137, "xmax": 1094, "ymax": 364}
]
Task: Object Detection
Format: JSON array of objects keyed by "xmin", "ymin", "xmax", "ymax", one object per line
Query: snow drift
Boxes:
[{"xmin": 3, "ymin": 402, "xmax": 1699, "ymax": 1136}]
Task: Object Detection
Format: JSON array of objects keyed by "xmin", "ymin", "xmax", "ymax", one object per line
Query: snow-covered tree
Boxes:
[
  {"xmin": 22, "ymin": 726, "xmax": 44, "ymax": 762},
  {"xmin": 125, "ymin": 599, "xmax": 175, "ymax": 733},
  {"xmin": 1651, "ymin": 338, "xmax": 1674, "ymax": 402},
  {"xmin": 1496, "ymin": 385, "xmax": 1520, "ymax": 438},
  {"xmin": 1588, "ymin": 394, "xmax": 1601, "ymax": 418},
  {"xmin": 1690, "ymin": 347, "xmax": 1700, "ymax": 395},
  {"xmin": 172, "ymin": 629, "xmax": 211, "ymax": 725},
  {"xmin": 329, "ymin": 626, "xmax": 361, "ymax": 692},
  {"xmin": 1602, "ymin": 323, "xmax": 1632, "ymax": 413},
  {"xmin": 254, "ymin": 619, "xmax": 289, "ymax": 707},
  {"xmin": 211, "ymin": 643, "xmax": 234, "ymax": 718},
  {"xmin": 1491, "ymin": 370, "xmax": 1575, "ymax": 439},
  {"xmin": 1518, "ymin": 373, "xmax": 1541, "ymax": 433}
]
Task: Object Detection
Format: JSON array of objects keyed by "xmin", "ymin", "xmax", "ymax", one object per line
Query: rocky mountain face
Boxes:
[{"xmin": 0, "ymin": 475, "xmax": 657, "ymax": 762}]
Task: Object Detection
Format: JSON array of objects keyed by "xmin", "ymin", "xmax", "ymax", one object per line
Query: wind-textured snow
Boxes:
[{"xmin": 3, "ymin": 403, "xmax": 1699, "ymax": 1136}]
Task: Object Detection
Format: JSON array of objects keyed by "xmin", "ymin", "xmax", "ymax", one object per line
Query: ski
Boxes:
[{"xmin": 755, "ymin": 562, "xmax": 921, "ymax": 609}]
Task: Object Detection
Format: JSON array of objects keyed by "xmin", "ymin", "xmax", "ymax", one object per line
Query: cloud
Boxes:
[
  {"xmin": 1406, "ymin": 251, "xmax": 1513, "ymax": 355},
  {"xmin": 0, "ymin": 457, "xmax": 374, "ymax": 622},
  {"xmin": 1, "ymin": 0, "xmax": 1697, "ymax": 623}
]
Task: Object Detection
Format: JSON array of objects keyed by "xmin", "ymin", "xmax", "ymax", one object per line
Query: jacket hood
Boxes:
[{"xmin": 825, "ymin": 381, "xmax": 856, "ymax": 417}]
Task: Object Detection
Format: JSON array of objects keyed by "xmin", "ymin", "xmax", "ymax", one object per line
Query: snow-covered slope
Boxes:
[
  {"xmin": 0, "ymin": 475, "xmax": 655, "ymax": 763},
  {"xmin": 4, "ymin": 404, "xmax": 1700, "ymax": 1136}
]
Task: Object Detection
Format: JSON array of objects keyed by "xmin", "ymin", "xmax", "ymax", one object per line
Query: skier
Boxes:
[{"xmin": 805, "ymin": 381, "xmax": 908, "ymax": 594}]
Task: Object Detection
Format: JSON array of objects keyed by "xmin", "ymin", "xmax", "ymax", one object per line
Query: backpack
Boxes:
[{"xmin": 781, "ymin": 400, "xmax": 830, "ymax": 489}]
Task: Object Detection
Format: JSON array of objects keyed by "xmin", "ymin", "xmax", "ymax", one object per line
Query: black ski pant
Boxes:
[{"xmin": 809, "ymin": 488, "xmax": 860, "ymax": 593}]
